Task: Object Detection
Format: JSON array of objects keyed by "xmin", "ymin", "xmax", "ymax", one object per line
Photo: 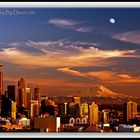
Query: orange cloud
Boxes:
[
  {"xmin": 118, "ymin": 74, "xmax": 132, "ymax": 79},
  {"xmin": 86, "ymin": 71, "xmax": 140, "ymax": 84},
  {"xmin": 69, "ymin": 48, "xmax": 135, "ymax": 60},
  {"xmin": 57, "ymin": 68, "xmax": 140, "ymax": 85},
  {"xmin": 57, "ymin": 67, "xmax": 87, "ymax": 77},
  {"xmin": 86, "ymin": 71, "xmax": 116, "ymax": 81},
  {"xmin": 0, "ymin": 40, "xmax": 136, "ymax": 69}
]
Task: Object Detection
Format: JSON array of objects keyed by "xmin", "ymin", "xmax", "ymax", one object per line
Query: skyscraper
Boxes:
[
  {"xmin": 68, "ymin": 102, "xmax": 75, "ymax": 116},
  {"xmin": 34, "ymin": 87, "xmax": 40, "ymax": 105},
  {"xmin": 123, "ymin": 101, "xmax": 137, "ymax": 122},
  {"xmin": 64, "ymin": 102, "xmax": 67, "ymax": 115},
  {"xmin": 68, "ymin": 102, "xmax": 80, "ymax": 118},
  {"xmin": 1, "ymin": 95, "xmax": 11, "ymax": 118},
  {"xmin": 30, "ymin": 100, "xmax": 39, "ymax": 118},
  {"xmin": 11, "ymin": 101, "xmax": 16, "ymax": 120},
  {"xmin": 0, "ymin": 64, "xmax": 3, "ymax": 95},
  {"xmin": 101, "ymin": 109, "xmax": 110, "ymax": 124},
  {"xmin": 7, "ymin": 85, "xmax": 16, "ymax": 102},
  {"xmin": 18, "ymin": 78, "xmax": 27, "ymax": 108},
  {"xmin": 80, "ymin": 102, "xmax": 89, "ymax": 119},
  {"xmin": 89, "ymin": 102, "xmax": 99, "ymax": 123},
  {"xmin": 58, "ymin": 102, "xmax": 68, "ymax": 115},
  {"xmin": 26, "ymin": 87, "xmax": 31, "ymax": 109},
  {"xmin": 34, "ymin": 88, "xmax": 39, "ymax": 99},
  {"xmin": 40, "ymin": 98, "xmax": 55, "ymax": 116}
]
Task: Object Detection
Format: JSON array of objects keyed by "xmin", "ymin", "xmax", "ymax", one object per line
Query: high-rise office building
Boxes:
[
  {"xmin": 80, "ymin": 102, "xmax": 89, "ymax": 119},
  {"xmin": 64, "ymin": 102, "xmax": 67, "ymax": 115},
  {"xmin": 0, "ymin": 64, "xmax": 3, "ymax": 95},
  {"xmin": 68, "ymin": 102, "xmax": 75, "ymax": 116},
  {"xmin": 74, "ymin": 103, "xmax": 80, "ymax": 118},
  {"xmin": 58, "ymin": 102, "xmax": 68, "ymax": 115},
  {"xmin": 34, "ymin": 87, "xmax": 40, "ymax": 106},
  {"xmin": 18, "ymin": 78, "xmax": 27, "ymax": 108},
  {"xmin": 68, "ymin": 102, "xmax": 80, "ymax": 118},
  {"xmin": 11, "ymin": 101, "xmax": 16, "ymax": 119},
  {"xmin": 123, "ymin": 101, "xmax": 137, "ymax": 122},
  {"xmin": 34, "ymin": 88, "xmax": 40, "ymax": 100},
  {"xmin": 101, "ymin": 109, "xmax": 110, "ymax": 124},
  {"xmin": 26, "ymin": 87, "xmax": 31, "ymax": 109},
  {"xmin": 30, "ymin": 100, "xmax": 39, "ymax": 118},
  {"xmin": 1, "ymin": 95, "xmax": 11, "ymax": 118},
  {"xmin": 40, "ymin": 98, "xmax": 55, "ymax": 116},
  {"xmin": 89, "ymin": 102, "xmax": 99, "ymax": 123},
  {"xmin": 7, "ymin": 85, "xmax": 16, "ymax": 102}
]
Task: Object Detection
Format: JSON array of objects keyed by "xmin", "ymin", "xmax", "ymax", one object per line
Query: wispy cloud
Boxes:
[
  {"xmin": 86, "ymin": 71, "xmax": 116, "ymax": 82},
  {"xmin": 56, "ymin": 67, "xmax": 140, "ymax": 84},
  {"xmin": 86, "ymin": 71, "xmax": 140, "ymax": 84},
  {"xmin": 75, "ymin": 27, "xmax": 94, "ymax": 33},
  {"xmin": 48, "ymin": 18, "xmax": 79, "ymax": 27},
  {"xmin": 118, "ymin": 74, "xmax": 132, "ymax": 79},
  {"xmin": 113, "ymin": 30, "xmax": 140, "ymax": 45},
  {"xmin": 8, "ymin": 42, "xmax": 20, "ymax": 47},
  {"xmin": 48, "ymin": 18, "xmax": 93, "ymax": 33},
  {"xmin": 57, "ymin": 67, "xmax": 88, "ymax": 77},
  {"xmin": 0, "ymin": 39, "xmax": 137, "ymax": 68}
]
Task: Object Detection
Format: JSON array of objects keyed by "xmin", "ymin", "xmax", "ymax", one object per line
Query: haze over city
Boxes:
[{"xmin": 0, "ymin": 8, "xmax": 140, "ymax": 97}]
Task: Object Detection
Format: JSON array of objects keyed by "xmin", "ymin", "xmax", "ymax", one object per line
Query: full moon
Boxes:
[{"xmin": 110, "ymin": 18, "xmax": 115, "ymax": 24}]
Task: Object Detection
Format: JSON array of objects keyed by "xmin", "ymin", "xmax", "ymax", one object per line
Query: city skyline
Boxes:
[{"xmin": 0, "ymin": 8, "xmax": 140, "ymax": 97}]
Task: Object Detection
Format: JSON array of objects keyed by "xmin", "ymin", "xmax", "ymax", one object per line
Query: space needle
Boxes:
[{"xmin": 0, "ymin": 64, "xmax": 3, "ymax": 95}]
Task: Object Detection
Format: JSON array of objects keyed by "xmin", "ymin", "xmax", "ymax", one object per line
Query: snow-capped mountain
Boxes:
[{"xmin": 76, "ymin": 85, "xmax": 135, "ymax": 99}]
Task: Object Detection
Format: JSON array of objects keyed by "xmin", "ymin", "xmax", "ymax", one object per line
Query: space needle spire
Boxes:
[{"xmin": 0, "ymin": 64, "xmax": 3, "ymax": 95}]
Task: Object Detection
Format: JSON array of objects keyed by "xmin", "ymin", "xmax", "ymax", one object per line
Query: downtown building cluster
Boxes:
[{"xmin": 0, "ymin": 65, "xmax": 140, "ymax": 132}]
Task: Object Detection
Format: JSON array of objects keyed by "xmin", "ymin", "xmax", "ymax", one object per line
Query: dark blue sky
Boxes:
[
  {"xmin": 0, "ymin": 8, "xmax": 140, "ymax": 96},
  {"xmin": 0, "ymin": 8, "xmax": 140, "ymax": 41}
]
